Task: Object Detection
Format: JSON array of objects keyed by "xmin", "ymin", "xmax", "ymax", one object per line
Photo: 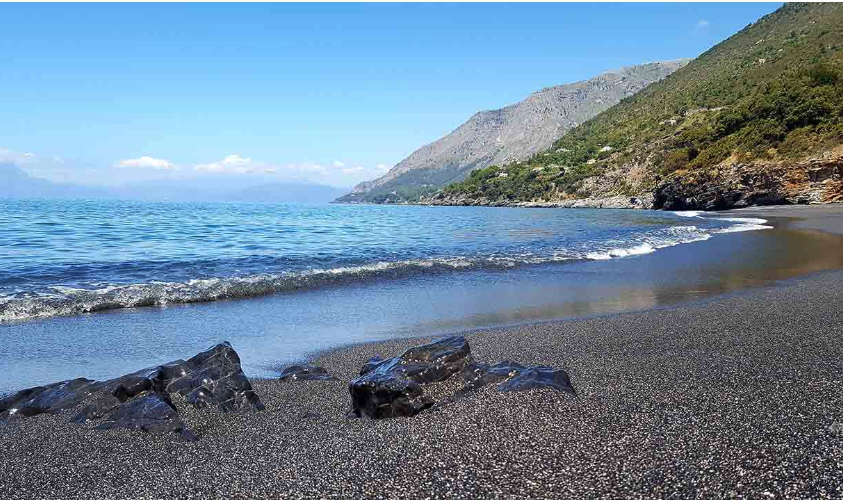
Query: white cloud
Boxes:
[
  {"xmin": 181, "ymin": 152, "xmax": 397, "ymax": 187},
  {"xmin": 0, "ymin": 147, "xmax": 37, "ymax": 165},
  {"xmin": 695, "ymin": 19, "xmax": 710, "ymax": 31},
  {"xmin": 194, "ymin": 154, "xmax": 254, "ymax": 173},
  {"xmin": 192, "ymin": 155, "xmax": 334, "ymax": 178},
  {"xmin": 341, "ymin": 166, "xmax": 365, "ymax": 175},
  {"xmin": 116, "ymin": 156, "xmax": 176, "ymax": 170}
]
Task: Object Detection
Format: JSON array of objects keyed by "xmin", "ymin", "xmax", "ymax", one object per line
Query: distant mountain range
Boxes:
[
  {"xmin": 436, "ymin": 3, "xmax": 843, "ymax": 210},
  {"xmin": 336, "ymin": 60, "xmax": 687, "ymax": 203},
  {"xmin": 0, "ymin": 163, "xmax": 111, "ymax": 199},
  {"xmin": 0, "ymin": 163, "xmax": 346, "ymax": 204}
]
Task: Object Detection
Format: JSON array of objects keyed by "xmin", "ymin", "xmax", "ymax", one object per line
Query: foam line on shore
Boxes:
[{"xmin": 0, "ymin": 217, "xmax": 769, "ymax": 323}]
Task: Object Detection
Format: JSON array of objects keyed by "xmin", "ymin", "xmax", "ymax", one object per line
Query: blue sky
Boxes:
[{"xmin": 0, "ymin": 2, "xmax": 780, "ymax": 188}]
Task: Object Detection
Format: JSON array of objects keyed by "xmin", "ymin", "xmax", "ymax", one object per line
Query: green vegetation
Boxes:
[{"xmin": 444, "ymin": 3, "xmax": 843, "ymax": 203}]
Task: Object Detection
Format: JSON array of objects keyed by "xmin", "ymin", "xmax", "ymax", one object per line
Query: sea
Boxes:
[{"xmin": 4, "ymin": 198, "xmax": 837, "ymax": 393}]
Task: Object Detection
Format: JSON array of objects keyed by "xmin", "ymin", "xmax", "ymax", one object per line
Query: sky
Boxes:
[{"xmin": 0, "ymin": 2, "xmax": 781, "ymax": 189}]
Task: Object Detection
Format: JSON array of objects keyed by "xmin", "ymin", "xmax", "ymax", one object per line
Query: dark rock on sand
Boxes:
[
  {"xmin": 0, "ymin": 342, "xmax": 261, "ymax": 439},
  {"xmin": 363, "ymin": 335, "xmax": 472, "ymax": 383},
  {"xmin": 0, "ymin": 378, "xmax": 97, "ymax": 420},
  {"xmin": 359, "ymin": 356, "xmax": 384, "ymax": 376},
  {"xmin": 460, "ymin": 361, "xmax": 576, "ymax": 395},
  {"xmin": 279, "ymin": 364, "xmax": 337, "ymax": 381},
  {"xmin": 94, "ymin": 392, "xmax": 197, "ymax": 442},
  {"xmin": 163, "ymin": 342, "xmax": 264, "ymax": 411},
  {"xmin": 350, "ymin": 336, "xmax": 472, "ymax": 419}
]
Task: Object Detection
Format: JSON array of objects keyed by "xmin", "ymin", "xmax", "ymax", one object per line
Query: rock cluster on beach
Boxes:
[
  {"xmin": 0, "ymin": 342, "xmax": 264, "ymax": 440},
  {"xmin": 0, "ymin": 336, "xmax": 575, "ymax": 440},
  {"xmin": 349, "ymin": 335, "xmax": 576, "ymax": 419},
  {"xmin": 349, "ymin": 336, "xmax": 472, "ymax": 418}
]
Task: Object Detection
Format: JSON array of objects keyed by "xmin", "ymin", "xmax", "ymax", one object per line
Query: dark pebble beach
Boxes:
[{"xmin": 2, "ymin": 205, "xmax": 843, "ymax": 499}]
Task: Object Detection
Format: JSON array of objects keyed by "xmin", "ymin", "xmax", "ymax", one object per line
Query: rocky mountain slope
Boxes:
[
  {"xmin": 336, "ymin": 61, "xmax": 686, "ymax": 203},
  {"xmin": 436, "ymin": 3, "xmax": 843, "ymax": 210}
]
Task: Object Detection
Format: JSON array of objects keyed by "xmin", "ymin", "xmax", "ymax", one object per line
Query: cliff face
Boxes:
[
  {"xmin": 439, "ymin": 3, "xmax": 843, "ymax": 210},
  {"xmin": 423, "ymin": 150, "xmax": 843, "ymax": 210},
  {"xmin": 653, "ymin": 149, "xmax": 843, "ymax": 210},
  {"xmin": 336, "ymin": 61, "xmax": 687, "ymax": 203}
]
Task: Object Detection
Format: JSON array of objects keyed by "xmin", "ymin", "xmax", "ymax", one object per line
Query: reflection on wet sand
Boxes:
[{"xmin": 406, "ymin": 219, "xmax": 843, "ymax": 333}]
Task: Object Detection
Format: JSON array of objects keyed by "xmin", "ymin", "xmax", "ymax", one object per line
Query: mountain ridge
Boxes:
[
  {"xmin": 336, "ymin": 60, "xmax": 688, "ymax": 203},
  {"xmin": 436, "ymin": 3, "xmax": 843, "ymax": 210},
  {"xmin": 0, "ymin": 163, "xmax": 346, "ymax": 204}
]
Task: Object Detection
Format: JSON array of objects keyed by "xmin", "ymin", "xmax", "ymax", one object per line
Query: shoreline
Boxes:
[
  {"xmin": 2, "ymin": 205, "xmax": 843, "ymax": 497},
  {"xmin": 0, "ymin": 204, "xmax": 756, "ymax": 326},
  {"xmin": 280, "ymin": 203, "xmax": 843, "ymax": 377},
  {"xmin": 343, "ymin": 197, "xmax": 843, "ymax": 211},
  {"xmin": 7, "ymin": 207, "xmax": 843, "ymax": 393},
  {"xmin": 2, "ymin": 203, "xmax": 832, "ymax": 327}
]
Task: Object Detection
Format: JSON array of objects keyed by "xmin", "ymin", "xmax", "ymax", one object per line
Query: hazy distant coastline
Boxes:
[{"xmin": 0, "ymin": 163, "xmax": 346, "ymax": 204}]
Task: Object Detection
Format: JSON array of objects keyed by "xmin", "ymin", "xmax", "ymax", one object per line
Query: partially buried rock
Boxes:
[
  {"xmin": 94, "ymin": 392, "xmax": 197, "ymax": 442},
  {"xmin": 459, "ymin": 361, "xmax": 576, "ymax": 396},
  {"xmin": 349, "ymin": 336, "xmax": 472, "ymax": 419},
  {"xmin": 279, "ymin": 364, "xmax": 337, "ymax": 382},
  {"xmin": 161, "ymin": 342, "xmax": 264, "ymax": 411},
  {"xmin": 0, "ymin": 341, "xmax": 262, "ymax": 440},
  {"xmin": 0, "ymin": 378, "xmax": 98, "ymax": 420}
]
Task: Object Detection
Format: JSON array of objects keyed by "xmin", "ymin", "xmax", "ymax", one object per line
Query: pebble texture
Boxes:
[{"xmin": 2, "ymin": 266, "xmax": 843, "ymax": 498}]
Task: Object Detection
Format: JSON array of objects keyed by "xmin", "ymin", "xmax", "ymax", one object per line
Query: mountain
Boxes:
[
  {"xmin": 436, "ymin": 3, "xmax": 843, "ymax": 210},
  {"xmin": 111, "ymin": 179, "xmax": 346, "ymax": 204},
  {"xmin": 0, "ymin": 163, "xmax": 110, "ymax": 199},
  {"xmin": 336, "ymin": 60, "xmax": 688, "ymax": 203},
  {"xmin": 0, "ymin": 164, "xmax": 345, "ymax": 204},
  {"xmin": 216, "ymin": 183, "xmax": 346, "ymax": 204}
]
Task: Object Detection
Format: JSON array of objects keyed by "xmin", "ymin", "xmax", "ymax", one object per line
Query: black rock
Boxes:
[
  {"xmin": 359, "ymin": 356, "xmax": 384, "ymax": 376},
  {"xmin": 349, "ymin": 358, "xmax": 434, "ymax": 419},
  {"xmin": 279, "ymin": 364, "xmax": 337, "ymax": 382},
  {"xmin": 159, "ymin": 342, "xmax": 265, "ymax": 411},
  {"xmin": 460, "ymin": 361, "xmax": 576, "ymax": 395},
  {"xmin": 349, "ymin": 336, "xmax": 472, "ymax": 419},
  {"xmin": 653, "ymin": 173, "xmax": 788, "ymax": 211},
  {"xmin": 0, "ymin": 378, "xmax": 97, "ymax": 420},
  {"xmin": 0, "ymin": 342, "xmax": 262, "ymax": 439},
  {"xmin": 94, "ymin": 392, "xmax": 197, "ymax": 442}
]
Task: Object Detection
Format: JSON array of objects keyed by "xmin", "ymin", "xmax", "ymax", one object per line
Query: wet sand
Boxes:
[{"xmin": 1, "ymin": 205, "xmax": 843, "ymax": 498}]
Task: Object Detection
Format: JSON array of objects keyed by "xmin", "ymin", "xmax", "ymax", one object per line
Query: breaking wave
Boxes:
[
  {"xmin": 0, "ymin": 214, "xmax": 771, "ymax": 323},
  {"xmin": 672, "ymin": 210, "xmax": 773, "ymax": 233}
]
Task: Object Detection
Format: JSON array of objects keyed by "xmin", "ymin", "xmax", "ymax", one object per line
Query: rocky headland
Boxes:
[{"xmin": 421, "ymin": 4, "xmax": 843, "ymax": 212}]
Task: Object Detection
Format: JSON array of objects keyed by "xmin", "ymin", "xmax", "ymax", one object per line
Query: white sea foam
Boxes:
[
  {"xmin": 712, "ymin": 216, "xmax": 773, "ymax": 233},
  {"xmin": 673, "ymin": 210, "xmax": 704, "ymax": 218}
]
